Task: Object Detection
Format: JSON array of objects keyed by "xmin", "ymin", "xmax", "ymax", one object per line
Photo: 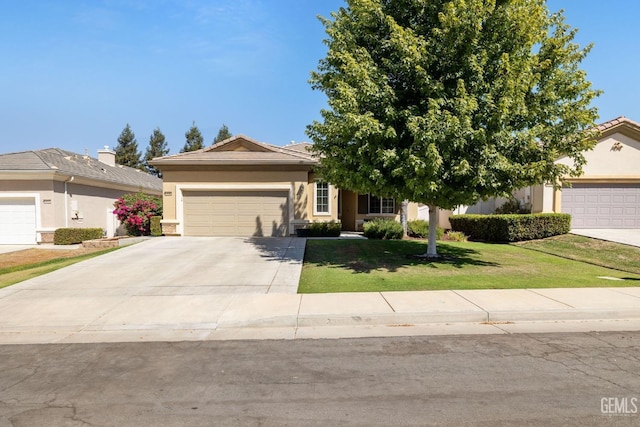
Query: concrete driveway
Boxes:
[
  {"xmin": 571, "ymin": 229, "xmax": 640, "ymax": 248},
  {"xmin": 13, "ymin": 236, "xmax": 305, "ymax": 294},
  {"xmin": 0, "ymin": 237, "xmax": 305, "ymax": 342}
]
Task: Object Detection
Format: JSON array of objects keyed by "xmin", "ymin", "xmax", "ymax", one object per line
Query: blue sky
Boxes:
[{"xmin": 1, "ymin": 0, "xmax": 638, "ymax": 157}]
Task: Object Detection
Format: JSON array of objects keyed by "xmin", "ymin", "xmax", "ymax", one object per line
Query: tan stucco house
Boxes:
[
  {"xmin": 152, "ymin": 117, "xmax": 640, "ymax": 237},
  {"xmin": 0, "ymin": 147, "xmax": 162, "ymax": 244},
  {"xmin": 454, "ymin": 116, "xmax": 640, "ymax": 229},
  {"xmin": 151, "ymin": 135, "xmax": 418, "ymax": 237}
]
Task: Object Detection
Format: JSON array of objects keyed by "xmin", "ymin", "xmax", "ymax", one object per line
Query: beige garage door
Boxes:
[
  {"xmin": 562, "ymin": 183, "xmax": 640, "ymax": 228},
  {"xmin": 183, "ymin": 191, "xmax": 289, "ymax": 237}
]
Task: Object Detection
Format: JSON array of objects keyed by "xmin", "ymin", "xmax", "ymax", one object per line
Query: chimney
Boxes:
[{"xmin": 98, "ymin": 146, "xmax": 116, "ymax": 167}]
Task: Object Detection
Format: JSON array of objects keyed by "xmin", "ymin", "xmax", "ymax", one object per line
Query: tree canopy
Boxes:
[
  {"xmin": 213, "ymin": 124, "xmax": 232, "ymax": 144},
  {"xmin": 115, "ymin": 124, "xmax": 142, "ymax": 169},
  {"xmin": 144, "ymin": 127, "xmax": 169, "ymax": 177},
  {"xmin": 307, "ymin": 0, "xmax": 600, "ymax": 210},
  {"xmin": 182, "ymin": 121, "xmax": 204, "ymax": 153}
]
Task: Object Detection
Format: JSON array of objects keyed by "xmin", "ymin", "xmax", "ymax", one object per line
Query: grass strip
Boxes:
[{"xmin": 0, "ymin": 247, "xmax": 120, "ymax": 289}]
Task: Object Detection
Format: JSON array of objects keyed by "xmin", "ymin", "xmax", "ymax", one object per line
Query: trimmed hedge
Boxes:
[
  {"xmin": 449, "ymin": 213, "xmax": 571, "ymax": 242},
  {"xmin": 407, "ymin": 220, "xmax": 445, "ymax": 240},
  {"xmin": 54, "ymin": 228, "xmax": 104, "ymax": 245},
  {"xmin": 363, "ymin": 218, "xmax": 404, "ymax": 240},
  {"xmin": 309, "ymin": 221, "xmax": 342, "ymax": 237},
  {"xmin": 150, "ymin": 216, "xmax": 162, "ymax": 236}
]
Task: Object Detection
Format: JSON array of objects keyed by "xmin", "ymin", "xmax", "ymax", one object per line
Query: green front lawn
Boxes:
[{"xmin": 298, "ymin": 236, "xmax": 640, "ymax": 293}]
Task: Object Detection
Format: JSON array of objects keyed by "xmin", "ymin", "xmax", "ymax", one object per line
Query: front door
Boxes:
[{"xmin": 340, "ymin": 190, "xmax": 357, "ymax": 231}]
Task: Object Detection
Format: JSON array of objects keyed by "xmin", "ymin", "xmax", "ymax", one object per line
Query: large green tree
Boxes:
[
  {"xmin": 307, "ymin": 0, "xmax": 600, "ymax": 257},
  {"xmin": 144, "ymin": 127, "xmax": 169, "ymax": 177},
  {"xmin": 181, "ymin": 121, "xmax": 204, "ymax": 153},
  {"xmin": 115, "ymin": 124, "xmax": 142, "ymax": 169},
  {"xmin": 213, "ymin": 124, "xmax": 232, "ymax": 144}
]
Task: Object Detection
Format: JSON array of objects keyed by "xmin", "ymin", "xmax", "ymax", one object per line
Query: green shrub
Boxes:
[
  {"xmin": 363, "ymin": 218, "xmax": 404, "ymax": 240},
  {"xmin": 54, "ymin": 228, "xmax": 104, "ymax": 245},
  {"xmin": 150, "ymin": 216, "xmax": 162, "ymax": 236},
  {"xmin": 309, "ymin": 221, "xmax": 342, "ymax": 237},
  {"xmin": 449, "ymin": 213, "xmax": 571, "ymax": 242},
  {"xmin": 407, "ymin": 220, "xmax": 444, "ymax": 240},
  {"xmin": 445, "ymin": 231, "xmax": 468, "ymax": 242},
  {"xmin": 494, "ymin": 197, "xmax": 531, "ymax": 214}
]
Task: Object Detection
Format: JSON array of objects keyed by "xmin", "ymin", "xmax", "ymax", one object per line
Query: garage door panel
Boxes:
[
  {"xmin": 562, "ymin": 184, "xmax": 640, "ymax": 229},
  {"xmin": 183, "ymin": 191, "xmax": 288, "ymax": 237},
  {"xmin": 599, "ymin": 195, "xmax": 612, "ymax": 203}
]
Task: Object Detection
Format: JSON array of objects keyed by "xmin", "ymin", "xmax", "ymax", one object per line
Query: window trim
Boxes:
[{"xmin": 313, "ymin": 181, "xmax": 331, "ymax": 215}]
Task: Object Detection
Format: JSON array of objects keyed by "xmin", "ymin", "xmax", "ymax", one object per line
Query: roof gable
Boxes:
[
  {"xmin": 151, "ymin": 135, "xmax": 317, "ymax": 167},
  {"xmin": 207, "ymin": 135, "xmax": 274, "ymax": 153}
]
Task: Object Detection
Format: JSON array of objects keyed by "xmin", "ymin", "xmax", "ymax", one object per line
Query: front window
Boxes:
[
  {"xmin": 314, "ymin": 182, "xmax": 329, "ymax": 214},
  {"xmin": 369, "ymin": 195, "xmax": 395, "ymax": 214}
]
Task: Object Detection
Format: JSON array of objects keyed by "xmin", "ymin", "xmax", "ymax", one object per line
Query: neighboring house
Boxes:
[
  {"xmin": 151, "ymin": 135, "xmax": 419, "ymax": 237},
  {"xmin": 452, "ymin": 116, "xmax": 640, "ymax": 229},
  {"xmin": 0, "ymin": 147, "xmax": 162, "ymax": 244}
]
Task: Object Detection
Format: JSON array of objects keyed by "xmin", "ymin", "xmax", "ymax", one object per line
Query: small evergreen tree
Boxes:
[
  {"xmin": 181, "ymin": 121, "xmax": 204, "ymax": 153},
  {"xmin": 213, "ymin": 124, "xmax": 232, "ymax": 144},
  {"xmin": 115, "ymin": 124, "xmax": 142, "ymax": 169},
  {"xmin": 144, "ymin": 127, "xmax": 169, "ymax": 177}
]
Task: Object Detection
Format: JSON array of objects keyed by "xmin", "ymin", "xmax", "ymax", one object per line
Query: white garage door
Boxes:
[
  {"xmin": 562, "ymin": 183, "xmax": 640, "ymax": 228},
  {"xmin": 0, "ymin": 198, "xmax": 37, "ymax": 244},
  {"xmin": 183, "ymin": 191, "xmax": 289, "ymax": 237}
]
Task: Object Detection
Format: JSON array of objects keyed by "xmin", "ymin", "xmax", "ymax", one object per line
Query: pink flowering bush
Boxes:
[{"xmin": 113, "ymin": 192, "xmax": 162, "ymax": 236}]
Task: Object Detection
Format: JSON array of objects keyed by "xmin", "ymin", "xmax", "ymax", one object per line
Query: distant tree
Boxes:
[
  {"xmin": 115, "ymin": 124, "xmax": 142, "ymax": 169},
  {"xmin": 144, "ymin": 127, "xmax": 169, "ymax": 177},
  {"xmin": 181, "ymin": 121, "xmax": 204, "ymax": 153},
  {"xmin": 307, "ymin": 0, "xmax": 600, "ymax": 257},
  {"xmin": 213, "ymin": 124, "xmax": 232, "ymax": 144}
]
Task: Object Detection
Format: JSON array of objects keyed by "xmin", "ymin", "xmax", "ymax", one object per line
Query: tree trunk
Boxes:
[
  {"xmin": 425, "ymin": 204, "xmax": 439, "ymax": 257},
  {"xmin": 401, "ymin": 200, "xmax": 408, "ymax": 237}
]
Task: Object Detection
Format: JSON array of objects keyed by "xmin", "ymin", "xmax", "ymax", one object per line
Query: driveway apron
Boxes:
[{"xmin": 571, "ymin": 229, "xmax": 640, "ymax": 248}]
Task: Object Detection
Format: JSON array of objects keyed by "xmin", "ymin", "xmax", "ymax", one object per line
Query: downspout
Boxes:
[{"xmin": 64, "ymin": 176, "xmax": 75, "ymax": 227}]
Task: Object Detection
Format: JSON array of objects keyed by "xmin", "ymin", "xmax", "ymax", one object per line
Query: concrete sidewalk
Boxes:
[{"xmin": 1, "ymin": 286, "xmax": 639, "ymax": 344}]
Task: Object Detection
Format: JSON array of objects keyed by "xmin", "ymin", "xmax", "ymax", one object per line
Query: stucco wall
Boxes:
[
  {"xmin": 64, "ymin": 183, "xmax": 129, "ymax": 235},
  {"xmin": 557, "ymin": 131, "xmax": 640, "ymax": 179}
]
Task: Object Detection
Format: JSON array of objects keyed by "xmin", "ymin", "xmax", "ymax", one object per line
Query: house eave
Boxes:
[
  {"xmin": 150, "ymin": 159, "xmax": 318, "ymax": 167},
  {"xmin": 0, "ymin": 170, "xmax": 161, "ymax": 194}
]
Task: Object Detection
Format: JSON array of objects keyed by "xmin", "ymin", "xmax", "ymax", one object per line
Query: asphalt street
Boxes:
[{"xmin": 1, "ymin": 331, "xmax": 639, "ymax": 426}]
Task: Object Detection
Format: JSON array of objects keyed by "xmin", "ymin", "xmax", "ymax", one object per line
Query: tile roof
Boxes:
[
  {"xmin": 0, "ymin": 148, "xmax": 162, "ymax": 191},
  {"xmin": 596, "ymin": 116, "xmax": 640, "ymax": 133},
  {"xmin": 151, "ymin": 135, "xmax": 317, "ymax": 166},
  {"xmin": 282, "ymin": 142, "xmax": 314, "ymax": 155}
]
